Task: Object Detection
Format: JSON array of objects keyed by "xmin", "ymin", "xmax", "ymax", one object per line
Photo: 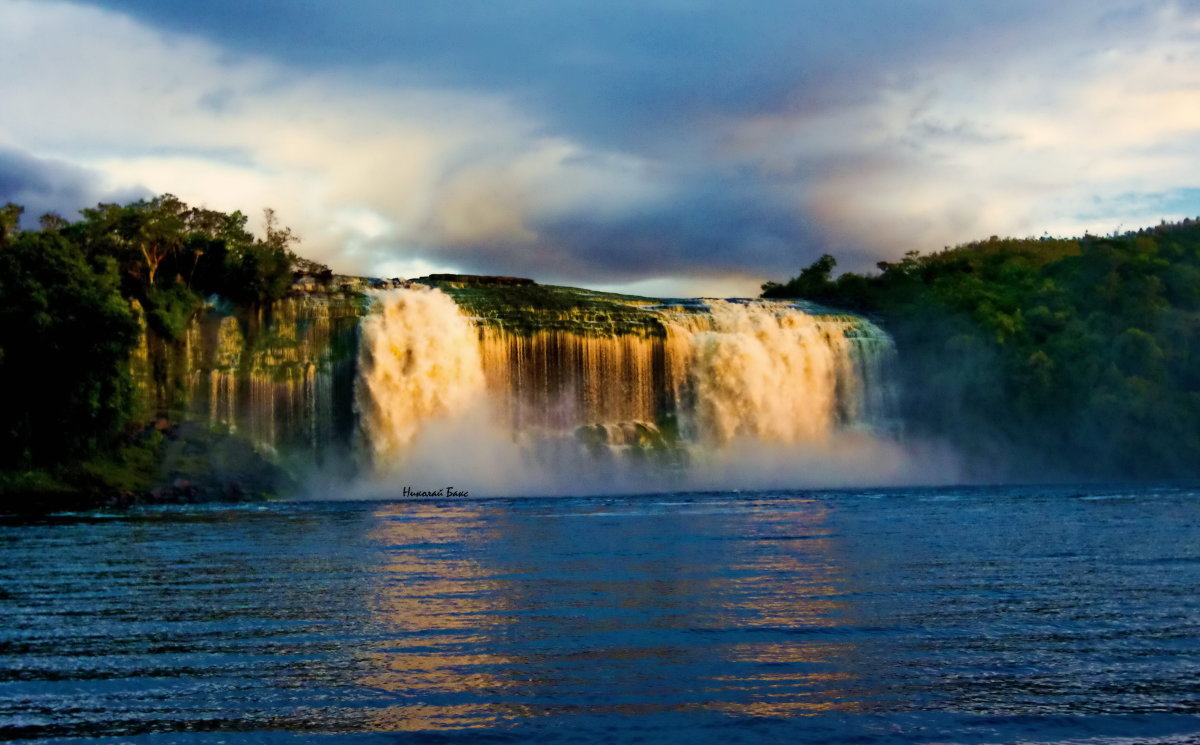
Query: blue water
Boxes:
[{"xmin": 2, "ymin": 485, "xmax": 1199, "ymax": 743}]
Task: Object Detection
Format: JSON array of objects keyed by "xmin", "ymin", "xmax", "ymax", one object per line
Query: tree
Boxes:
[
  {"xmin": 221, "ymin": 207, "xmax": 300, "ymax": 304},
  {"xmin": 39, "ymin": 213, "xmax": 67, "ymax": 232},
  {"xmin": 0, "ymin": 203, "xmax": 23, "ymax": 248},
  {"xmin": 128, "ymin": 194, "xmax": 187, "ymax": 288},
  {"xmin": 762, "ymin": 254, "xmax": 838, "ymax": 299},
  {"xmin": 0, "ymin": 231, "xmax": 138, "ymax": 465}
]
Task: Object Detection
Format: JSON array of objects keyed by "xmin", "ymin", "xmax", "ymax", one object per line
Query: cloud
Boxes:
[
  {"xmin": 0, "ymin": 146, "xmax": 145, "ymax": 224},
  {"xmin": 70, "ymin": 1, "xmax": 1087, "ymax": 147},
  {"xmin": 2, "ymin": 0, "xmax": 1200, "ymax": 293},
  {"xmin": 715, "ymin": 1, "xmax": 1200, "ymax": 265},
  {"xmin": 0, "ymin": 1, "xmax": 681, "ymax": 282}
]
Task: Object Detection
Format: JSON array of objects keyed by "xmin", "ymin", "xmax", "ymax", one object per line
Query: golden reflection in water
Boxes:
[
  {"xmin": 699, "ymin": 501, "xmax": 868, "ymax": 717},
  {"xmin": 357, "ymin": 503, "xmax": 527, "ymax": 731},
  {"xmin": 354, "ymin": 499, "xmax": 867, "ymax": 730}
]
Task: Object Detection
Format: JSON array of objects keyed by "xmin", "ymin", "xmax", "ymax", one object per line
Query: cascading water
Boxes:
[
  {"xmin": 661, "ymin": 300, "xmax": 885, "ymax": 445},
  {"xmin": 354, "ymin": 286, "xmax": 904, "ymax": 488},
  {"xmin": 355, "ymin": 288, "xmax": 487, "ymax": 467}
]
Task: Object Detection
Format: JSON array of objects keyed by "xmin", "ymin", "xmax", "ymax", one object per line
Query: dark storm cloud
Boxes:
[
  {"xmin": 74, "ymin": 0, "xmax": 1081, "ymax": 145},
  {"xmin": 432, "ymin": 177, "xmax": 816, "ymax": 284},
  {"xmin": 0, "ymin": 147, "xmax": 147, "ymax": 225}
]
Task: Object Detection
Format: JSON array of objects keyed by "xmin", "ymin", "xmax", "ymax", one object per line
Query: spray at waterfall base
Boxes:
[{"xmin": 350, "ymin": 286, "xmax": 954, "ymax": 496}]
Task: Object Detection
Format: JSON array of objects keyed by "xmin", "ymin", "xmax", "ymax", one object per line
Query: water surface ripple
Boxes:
[{"xmin": 2, "ymin": 486, "xmax": 1198, "ymax": 743}]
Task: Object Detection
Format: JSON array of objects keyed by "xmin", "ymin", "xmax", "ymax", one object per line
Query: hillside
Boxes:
[{"xmin": 763, "ymin": 221, "xmax": 1200, "ymax": 478}]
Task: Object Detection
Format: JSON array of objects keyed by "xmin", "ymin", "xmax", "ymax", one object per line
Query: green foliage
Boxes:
[
  {"xmin": 78, "ymin": 436, "xmax": 163, "ymax": 495},
  {"xmin": 0, "ymin": 423, "xmax": 292, "ymax": 511},
  {"xmin": 762, "ymin": 253, "xmax": 837, "ymax": 299},
  {"xmin": 0, "ymin": 230, "xmax": 138, "ymax": 467},
  {"xmin": 0, "ymin": 195, "xmax": 312, "ymax": 500},
  {"xmin": 430, "ymin": 280, "xmax": 672, "ymax": 337},
  {"xmin": 144, "ymin": 284, "xmax": 203, "ymax": 341},
  {"xmin": 72, "ymin": 198, "xmax": 300, "ymax": 303},
  {"xmin": 217, "ymin": 207, "xmax": 302, "ymax": 305},
  {"xmin": 224, "ymin": 240, "xmax": 294, "ymax": 305},
  {"xmin": 0, "ymin": 203, "xmax": 23, "ymax": 247},
  {"xmin": 763, "ymin": 219, "xmax": 1200, "ymax": 479}
]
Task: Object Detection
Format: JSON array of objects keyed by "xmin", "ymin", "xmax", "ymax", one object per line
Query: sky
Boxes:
[{"xmin": 3, "ymin": 1, "xmax": 1200, "ymax": 296}]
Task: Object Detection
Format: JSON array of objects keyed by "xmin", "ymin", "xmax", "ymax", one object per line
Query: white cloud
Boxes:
[
  {"xmin": 4, "ymin": 0, "xmax": 1200, "ymax": 290},
  {"xmin": 0, "ymin": 0, "xmax": 669, "ymax": 278},
  {"xmin": 719, "ymin": 1, "xmax": 1200, "ymax": 263}
]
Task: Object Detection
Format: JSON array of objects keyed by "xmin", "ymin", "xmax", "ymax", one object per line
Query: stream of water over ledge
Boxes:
[{"xmin": 4, "ymin": 485, "xmax": 1198, "ymax": 743}]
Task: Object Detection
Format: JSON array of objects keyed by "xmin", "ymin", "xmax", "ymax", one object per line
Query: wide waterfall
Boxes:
[
  {"xmin": 134, "ymin": 279, "xmax": 924, "ymax": 492},
  {"xmin": 354, "ymin": 285, "xmax": 902, "ymax": 490}
]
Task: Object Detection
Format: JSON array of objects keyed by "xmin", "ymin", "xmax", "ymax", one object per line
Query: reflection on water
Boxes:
[
  {"xmin": 352, "ymin": 498, "xmax": 865, "ymax": 731},
  {"xmin": 358, "ymin": 504, "xmax": 519, "ymax": 730},
  {"xmin": 2, "ymin": 487, "xmax": 1199, "ymax": 743}
]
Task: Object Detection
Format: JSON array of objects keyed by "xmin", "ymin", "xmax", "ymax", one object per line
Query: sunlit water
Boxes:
[{"xmin": 3, "ymin": 486, "xmax": 1199, "ymax": 743}]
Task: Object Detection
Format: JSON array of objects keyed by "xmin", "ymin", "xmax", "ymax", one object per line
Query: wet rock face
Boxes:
[{"xmin": 130, "ymin": 291, "xmax": 369, "ymax": 463}]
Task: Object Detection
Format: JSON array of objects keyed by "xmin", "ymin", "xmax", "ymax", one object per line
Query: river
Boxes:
[{"xmin": 3, "ymin": 485, "xmax": 1198, "ymax": 743}]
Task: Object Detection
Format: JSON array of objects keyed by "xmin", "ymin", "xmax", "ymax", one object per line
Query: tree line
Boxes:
[{"xmin": 764, "ymin": 220, "xmax": 1200, "ymax": 479}]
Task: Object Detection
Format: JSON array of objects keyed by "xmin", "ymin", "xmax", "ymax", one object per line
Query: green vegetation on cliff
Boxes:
[
  {"xmin": 763, "ymin": 220, "xmax": 1200, "ymax": 479},
  {"xmin": 419, "ymin": 274, "xmax": 690, "ymax": 337},
  {"xmin": 0, "ymin": 196, "xmax": 316, "ymax": 508}
]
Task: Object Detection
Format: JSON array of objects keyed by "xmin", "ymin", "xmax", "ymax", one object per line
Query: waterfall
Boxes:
[
  {"xmin": 355, "ymin": 288, "xmax": 487, "ymax": 464},
  {"xmin": 131, "ymin": 282, "xmax": 922, "ymax": 490},
  {"xmin": 478, "ymin": 328, "xmax": 667, "ymax": 432},
  {"xmin": 354, "ymin": 288, "xmax": 898, "ymax": 482},
  {"xmin": 663, "ymin": 300, "xmax": 867, "ymax": 445}
]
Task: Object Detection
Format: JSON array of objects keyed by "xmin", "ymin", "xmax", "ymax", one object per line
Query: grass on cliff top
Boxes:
[
  {"xmin": 418, "ymin": 278, "xmax": 870, "ymax": 336},
  {"xmin": 418, "ymin": 280, "xmax": 683, "ymax": 336},
  {"xmin": 421, "ymin": 279, "xmax": 660, "ymax": 309}
]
